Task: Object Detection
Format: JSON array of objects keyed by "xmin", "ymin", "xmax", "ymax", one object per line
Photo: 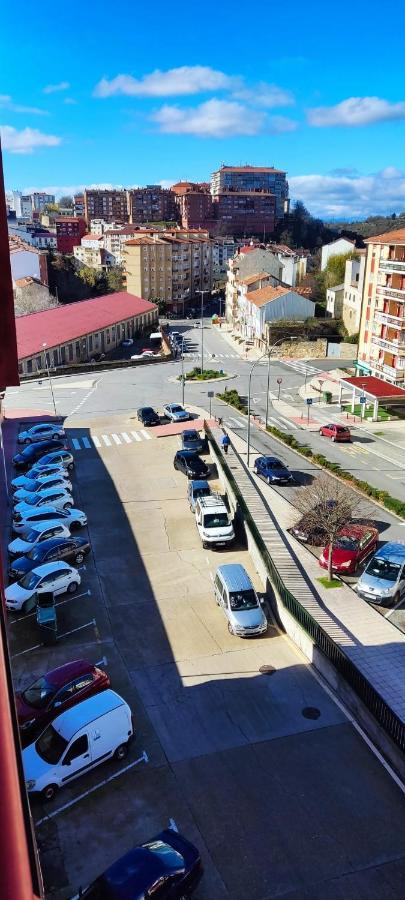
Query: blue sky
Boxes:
[{"xmin": 2, "ymin": 0, "xmax": 405, "ymax": 218}]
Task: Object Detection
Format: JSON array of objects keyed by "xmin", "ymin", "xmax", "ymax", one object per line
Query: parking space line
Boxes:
[
  {"xmin": 82, "ymin": 437, "xmax": 91, "ymax": 449},
  {"xmin": 9, "ymin": 590, "xmax": 92, "ymax": 624},
  {"xmin": 11, "ymin": 618, "xmax": 97, "ymax": 657},
  {"xmin": 92, "ymin": 435, "xmax": 101, "ymax": 448},
  {"xmin": 140, "ymin": 430, "xmax": 152, "ymax": 440},
  {"xmin": 121, "ymin": 432, "xmax": 132, "ymax": 444},
  {"xmin": 72, "ymin": 438, "xmax": 81, "ymax": 450},
  {"xmin": 130, "ymin": 431, "xmax": 141, "ymax": 442},
  {"xmin": 385, "ymin": 596, "xmax": 405, "ymax": 618},
  {"xmin": 101, "ymin": 435, "xmax": 112, "ymax": 446},
  {"xmin": 35, "ymin": 751, "xmax": 149, "ymax": 826},
  {"xmin": 111, "ymin": 433, "xmax": 122, "ymax": 445}
]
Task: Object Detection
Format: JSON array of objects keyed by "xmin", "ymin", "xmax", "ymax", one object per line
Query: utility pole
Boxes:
[
  {"xmin": 196, "ymin": 290, "xmax": 209, "ymax": 374},
  {"xmin": 42, "ymin": 342, "xmax": 57, "ymax": 417}
]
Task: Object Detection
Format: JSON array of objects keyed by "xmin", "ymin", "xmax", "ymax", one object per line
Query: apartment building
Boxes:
[
  {"xmin": 84, "ymin": 189, "xmax": 128, "ymax": 224},
  {"xmin": 73, "ymin": 233, "xmax": 115, "ymax": 270},
  {"xmin": 211, "ymin": 165, "xmax": 289, "ymax": 223},
  {"xmin": 124, "ymin": 229, "xmax": 213, "ymax": 310},
  {"xmin": 342, "ymin": 253, "xmax": 366, "ymax": 336},
  {"xmin": 124, "ymin": 236, "xmax": 173, "ymax": 304},
  {"xmin": 225, "ymin": 246, "xmax": 283, "ymax": 324},
  {"xmin": 55, "ymin": 216, "xmax": 87, "ymax": 253},
  {"xmin": 127, "ymin": 186, "xmax": 178, "ymax": 224},
  {"xmin": 171, "ymin": 182, "xmax": 215, "ymax": 230},
  {"xmin": 31, "ymin": 192, "xmax": 55, "ymax": 211},
  {"xmin": 358, "ymin": 228, "xmax": 405, "ymax": 384},
  {"xmin": 212, "ymin": 237, "xmax": 236, "ymax": 285},
  {"xmin": 104, "ymin": 226, "xmax": 153, "ymax": 265},
  {"xmin": 73, "ymin": 193, "xmax": 85, "ymax": 217}
]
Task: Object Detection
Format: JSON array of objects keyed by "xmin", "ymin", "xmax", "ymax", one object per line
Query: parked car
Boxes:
[
  {"xmin": 137, "ymin": 406, "xmax": 160, "ymax": 427},
  {"xmin": 8, "ymin": 523, "xmax": 71, "ymax": 558},
  {"xmin": 164, "ymin": 403, "xmax": 190, "ymax": 422},
  {"xmin": 253, "ymin": 456, "xmax": 294, "ymax": 485},
  {"xmin": 319, "ymin": 424, "xmax": 351, "ymax": 442},
  {"xmin": 214, "ymin": 564, "xmax": 267, "ymax": 637},
  {"xmin": 319, "ymin": 524, "xmax": 379, "ymax": 575},
  {"xmin": 121, "ymin": 338, "xmax": 133, "ymax": 347},
  {"xmin": 181, "ymin": 429, "xmax": 207, "ymax": 454},
  {"xmin": 5, "ymin": 561, "xmax": 81, "ymax": 614},
  {"xmin": 9, "ymin": 536, "xmax": 91, "ymax": 582},
  {"xmin": 12, "ymin": 505, "xmax": 87, "ymax": 534},
  {"xmin": 174, "ymin": 450, "xmax": 209, "ymax": 479},
  {"xmin": 27, "ymin": 449, "xmax": 74, "ymax": 472},
  {"xmin": 11, "ymin": 465, "xmax": 68, "ymax": 491},
  {"xmin": 18, "ymin": 423, "xmax": 66, "ymax": 445},
  {"xmin": 195, "ymin": 495, "xmax": 234, "ymax": 548},
  {"xmin": 13, "ymin": 439, "xmax": 68, "ymax": 469},
  {"xmin": 194, "ymin": 321, "xmax": 201, "ymax": 328},
  {"xmin": 16, "ymin": 659, "xmax": 110, "ymax": 746},
  {"xmin": 79, "ymin": 829, "xmax": 203, "ymax": 899},
  {"xmin": 23, "ymin": 690, "xmax": 133, "ymax": 801},
  {"xmin": 13, "ymin": 473, "xmax": 72, "ymax": 500},
  {"xmin": 355, "ymin": 542, "xmax": 405, "ymax": 605},
  {"xmin": 290, "ymin": 501, "xmax": 338, "ymax": 545},
  {"xmin": 188, "ymin": 479, "xmax": 211, "ymax": 512},
  {"xmin": 14, "ymin": 489, "xmax": 74, "ymax": 515}
]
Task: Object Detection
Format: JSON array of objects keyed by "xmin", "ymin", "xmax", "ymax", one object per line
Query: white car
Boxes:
[
  {"xmin": 13, "ymin": 475, "xmax": 72, "ymax": 501},
  {"xmin": 193, "ymin": 321, "xmax": 201, "ymax": 328},
  {"xmin": 8, "ymin": 523, "xmax": 71, "ymax": 557},
  {"xmin": 14, "ymin": 489, "xmax": 74, "ymax": 516},
  {"xmin": 17, "ymin": 423, "xmax": 66, "ymax": 445},
  {"xmin": 12, "ymin": 505, "xmax": 87, "ymax": 535},
  {"xmin": 163, "ymin": 403, "xmax": 190, "ymax": 422},
  {"xmin": 5, "ymin": 561, "xmax": 81, "ymax": 613},
  {"xmin": 11, "ymin": 465, "xmax": 68, "ymax": 491}
]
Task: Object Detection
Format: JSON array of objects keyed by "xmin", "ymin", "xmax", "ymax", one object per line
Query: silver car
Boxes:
[
  {"xmin": 18, "ymin": 423, "xmax": 65, "ymax": 444},
  {"xmin": 214, "ymin": 563, "xmax": 267, "ymax": 637},
  {"xmin": 355, "ymin": 542, "xmax": 405, "ymax": 605}
]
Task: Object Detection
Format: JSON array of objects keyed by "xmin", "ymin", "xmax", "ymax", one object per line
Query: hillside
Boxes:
[{"xmin": 329, "ymin": 213, "xmax": 405, "ymax": 239}]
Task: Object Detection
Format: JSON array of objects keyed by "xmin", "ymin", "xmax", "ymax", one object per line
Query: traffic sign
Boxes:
[
  {"xmin": 306, "ymin": 397, "xmax": 313, "ymax": 405},
  {"xmin": 207, "ymin": 391, "xmax": 214, "ymax": 398},
  {"xmin": 360, "ymin": 396, "xmax": 366, "ymax": 404},
  {"xmin": 277, "ymin": 377, "xmax": 282, "ymax": 384}
]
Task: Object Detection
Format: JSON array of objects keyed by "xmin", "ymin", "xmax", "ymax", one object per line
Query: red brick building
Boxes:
[{"xmin": 55, "ymin": 216, "xmax": 87, "ymax": 253}]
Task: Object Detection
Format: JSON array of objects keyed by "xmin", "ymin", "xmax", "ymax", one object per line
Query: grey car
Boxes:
[
  {"xmin": 355, "ymin": 542, "xmax": 405, "ymax": 605},
  {"xmin": 187, "ymin": 479, "xmax": 211, "ymax": 512},
  {"xmin": 213, "ymin": 563, "xmax": 267, "ymax": 637}
]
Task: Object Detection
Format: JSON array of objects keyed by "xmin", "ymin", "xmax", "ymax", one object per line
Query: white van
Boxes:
[
  {"xmin": 23, "ymin": 690, "xmax": 133, "ymax": 801},
  {"xmin": 195, "ymin": 495, "xmax": 235, "ymax": 548}
]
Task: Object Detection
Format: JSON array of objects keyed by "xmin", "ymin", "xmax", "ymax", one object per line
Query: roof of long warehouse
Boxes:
[{"xmin": 16, "ymin": 291, "xmax": 156, "ymax": 360}]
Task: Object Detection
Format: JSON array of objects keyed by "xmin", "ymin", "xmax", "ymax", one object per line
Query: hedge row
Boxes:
[{"xmin": 216, "ymin": 389, "xmax": 405, "ymax": 519}]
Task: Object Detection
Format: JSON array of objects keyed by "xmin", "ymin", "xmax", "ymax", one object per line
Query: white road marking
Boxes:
[
  {"xmin": 131, "ymin": 431, "xmax": 141, "ymax": 442},
  {"xmin": 35, "ymin": 751, "xmax": 149, "ymax": 826},
  {"xmin": 140, "ymin": 429, "xmax": 151, "ymax": 440},
  {"xmin": 278, "ymin": 415, "xmax": 298, "ymax": 430},
  {"xmin": 101, "ymin": 434, "xmax": 112, "ymax": 446},
  {"xmin": 385, "ymin": 595, "xmax": 405, "ymax": 618},
  {"xmin": 121, "ymin": 432, "xmax": 132, "ymax": 443},
  {"xmin": 72, "ymin": 438, "xmax": 81, "ymax": 450},
  {"xmin": 111, "ymin": 433, "xmax": 122, "ymax": 445},
  {"xmin": 82, "ymin": 437, "xmax": 91, "ymax": 449},
  {"xmin": 9, "ymin": 590, "xmax": 91, "ymax": 624},
  {"xmin": 92, "ymin": 435, "xmax": 101, "ymax": 448}
]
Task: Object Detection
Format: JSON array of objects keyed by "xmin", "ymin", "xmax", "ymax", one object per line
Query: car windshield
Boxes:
[
  {"xmin": 365, "ymin": 558, "xmax": 401, "ymax": 582},
  {"xmin": 22, "ymin": 675, "xmax": 56, "ymax": 709},
  {"xmin": 143, "ymin": 839, "xmax": 184, "ymax": 870},
  {"xmin": 204, "ymin": 513, "xmax": 229, "ymax": 528},
  {"xmin": 335, "ymin": 536, "xmax": 358, "ymax": 551},
  {"xmin": 22, "ymin": 496, "xmax": 39, "ymax": 506},
  {"xmin": 19, "ymin": 571, "xmax": 42, "ymax": 590},
  {"xmin": 194, "ymin": 487, "xmax": 210, "ymax": 499},
  {"xmin": 28, "ymin": 546, "xmax": 44, "ymax": 561},
  {"xmin": 265, "ymin": 460, "xmax": 283, "ymax": 470},
  {"xmin": 25, "ymin": 530, "xmax": 41, "ymax": 543},
  {"xmin": 229, "ymin": 589, "xmax": 258, "ymax": 611},
  {"xmin": 36, "ymin": 724, "xmax": 68, "ymax": 764},
  {"xmin": 184, "ymin": 431, "xmax": 198, "ymax": 440},
  {"xmin": 171, "ymin": 405, "xmax": 183, "ymax": 413},
  {"xmin": 142, "ymin": 408, "xmax": 155, "ymax": 415}
]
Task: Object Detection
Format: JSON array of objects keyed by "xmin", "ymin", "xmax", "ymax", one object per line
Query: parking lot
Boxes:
[{"xmin": 7, "ymin": 412, "xmax": 405, "ymax": 898}]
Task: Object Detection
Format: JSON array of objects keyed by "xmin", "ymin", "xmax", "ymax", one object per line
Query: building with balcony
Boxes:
[
  {"xmin": 127, "ymin": 186, "xmax": 178, "ymax": 224},
  {"xmin": 55, "ymin": 216, "xmax": 87, "ymax": 253},
  {"xmin": 211, "ymin": 165, "xmax": 289, "ymax": 223},
  {"xmin": 357, "ymin": 228, "xmax": 405, "ymax": 384},
  {"xmin": 84, "ymin": 189, "xmax": 128, "ymax": 224},
  {"xmin": 342, "ymin": 253, "xmax": 366, "ymax": 336},
  {"xmin": 123, "ymin": 229, "xmax": 213, "ymax": 311},
  {"xmin": 73, "ymin": 233, "xmax": 115, "ymax": 270},
  {"xmin": 225, "ymin": 246, "xmax": 283, "ymax": 325},
  {"xmin": 73, "ymin": 193, "xmax": 85, "ymax": 217}
]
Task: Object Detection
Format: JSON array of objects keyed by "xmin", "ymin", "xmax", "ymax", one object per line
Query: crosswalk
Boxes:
[
  {"xmin": 279, "ymin": 359, "xmax": 325, "ymax": 378},
  {"xmin": 71, "ymin": 430, "xmax": 152, "ymax": 451},
  {"xmin": 225, "ymin": 414, "xmax": 299, "ymax": 432},
  {"xmin": 183, "ymin": 352, "xmax": 239, "ymax": 359}
]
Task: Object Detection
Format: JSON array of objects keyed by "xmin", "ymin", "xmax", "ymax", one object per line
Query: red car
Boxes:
[
  {"xmin": 16, "ymin": 659, "xmax": 110, "ymax": 747},
  {"xmin": 319, "ymin": 524, "xmax": 379, "ymax": 575},
  {"xmin": 319, "ymin": 424, "xmax": 351, "ymax": 442}
]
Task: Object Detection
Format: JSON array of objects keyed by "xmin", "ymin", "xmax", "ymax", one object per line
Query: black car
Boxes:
[
  {"xmin": 290, "ymin": 500, "xmax": 338, "ymax": 545},
  {"xmin": 174, "ymin": 450, "xmax": 209, "ymax": 478},
  {"xmin": 253, "ymin": 456, "xmax": 294, "ymax": 485},
  {"xmin": 137, "ymin": 406, "xmax": 160, "ymax": 426},
  {"xmin": 80, "ymin": 829, "xmax": 202, "ymax": 899},
  {"xmin": 181, "ymin": 429, "xmax": 207, "ymax": 454},
  {"xmin": 13, "ymin": 439, "xmax": 67, "ymax": 469},
  {"xmin": 9, "ymin": 536, "xmax": 90, "ymax": 581}
]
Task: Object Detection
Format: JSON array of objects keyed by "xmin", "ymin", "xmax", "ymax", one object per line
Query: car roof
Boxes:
[
  {"xmin": 183, "ymin": 429, "xmax": 199, "ymax": 437},
  {"xmin": 30, "ymin": 560, "xmax": 73, "ymax": 577},
  {"xmin": 216, "ymin": 563, "xmax": 253, "ymax": 591},
  {"xmin": 43, "ymin": 659, "xmax": 94, "ymax": 688},
  {"xmin": 261, "ymin": 456, "xmax": 284, "ymax": 465},
  {"xmin": 374, "ymin": 542, "xmax": 405, "ymax": 563},
  {"xmin": 97, "ymin": 830, "xmax": 193, "ymax": 894},
  {"xmin": 28, "ymin": 521, "xmax": 69, "ymax": 536},
  {"xmin": 179, "ymin": 449, "xmax": 199, "ymax": 457},
  {"xmin": 339, "ymin": 524, "xmax": 377, "ymax": 539},
  {"xmin": 30, "ymin": 536, "xmax": 75, "ymax": 553},
  {"xmin": 52, "ymin": 689, "xmax": 127, "ymax": 740}
]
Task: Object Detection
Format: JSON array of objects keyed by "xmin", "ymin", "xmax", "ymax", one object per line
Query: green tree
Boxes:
[
  {"xmin": 43, "ymin": 203, "xmax": 60, "ymax": 214},
  {"xmin": 324, "ymin": 251, "xmax": 358, "ymax": 289},
  {"xmin": 105, "ymin": 267, "xmax": 124, "ymax": 292},
  {"xmin": 78, "ymin": 266, "xmax": 99, "ymax": 288},
  {"xmin": 59, "ymin": 195, "xmax": 74, "ymax": 208}
]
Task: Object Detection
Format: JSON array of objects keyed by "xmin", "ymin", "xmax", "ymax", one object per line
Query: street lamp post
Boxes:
[
  {"xmin": 196, "ymin": 290, "xmax": 210, "ymax": 374},
  {"xmin": 264, "ymin": 336, "xmax": 298, "ymax": 431},
  {"xmin": 42, "ymin": 342, "xmax": 57, "ymax": 417},
  {"xmin": 247, "ymin": 353, "xmax": 268, "ymax": 467},
  {"xmin": 181, "ymin": 336, "xmax": 185, "ymax": 406}
]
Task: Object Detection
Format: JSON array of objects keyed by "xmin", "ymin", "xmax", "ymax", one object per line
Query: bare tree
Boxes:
[{"xmin": 293, "ymin": 475, "xmax": 362, "ymax": 581}]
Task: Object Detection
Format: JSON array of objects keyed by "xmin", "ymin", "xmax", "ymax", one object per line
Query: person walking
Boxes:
[{"xmin": 221, "ymin": 432, "xmax": 230, "ymax": 455}]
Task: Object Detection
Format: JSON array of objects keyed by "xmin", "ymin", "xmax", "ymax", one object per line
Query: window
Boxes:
[
  {"xmin": 68, "ymin": 344, "xmax": 73, "ymax": 362},
  {"xmin": 27, "ymin": 359, "xmax": 33, "ymax": 373},
  {"xmin": 63, "ymin": 734, "xmax": 88, "ymax": 764}
]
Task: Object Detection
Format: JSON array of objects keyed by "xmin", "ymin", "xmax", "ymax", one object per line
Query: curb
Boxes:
[{"xmin": 171, "ymin": 373, "xmax": 237, "ymax": 385}]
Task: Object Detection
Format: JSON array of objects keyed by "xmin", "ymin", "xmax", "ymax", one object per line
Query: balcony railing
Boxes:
[
  {"xmin": 374, "ymin": 311, "xmax": 405, "ymax": 328},
  {"xmin": 371, "ymin": 334, "xmax": 405, "ymax": 354},
  {"xmin": 379, "ymin": 259, "xmax": 405, "ymax": 273},
  {"xmin": 372, "ymin": 360, "xmax": 405, "ymax": 381},
  {"xmin": 376, "ymin": 285, "xmax": 405, "ymax": 302}
]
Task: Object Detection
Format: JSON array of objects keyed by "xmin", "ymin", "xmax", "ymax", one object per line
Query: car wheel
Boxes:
[
  {"xmin": 267, "ymin": 476, "xmax": 272, "ymax": 485},
  {"xmin": 114, "ymin": 743, "xmax": 128, "ymax": 761},
  {"xmin": 52, "ymin": 434, "xmax": 59, "ymax": 440},
  {"xmin": 392, "ymin": 592, "xmax": 400, "ymax": 607},
  {"xmin": 24, "ymin": 438, "xmax": 31, "ymax": 445},
  {"xmin": 227, "ymin": 622, "xmax": 234, "ymax": 635},
  {"xmin": 319, "ymin": 429, "xmax": 323, "ymax": 435},
  {"xmin": 331, "ymin": 436, "xmax": 336, "ymax": 442},
  {"xmin": 74, "ymin": 552, "xmax": 84, "ymax": 564},
  {"xmin": 63, "ymin": 501, "xmax": 73, "ymax": 509},
  {"xmin": 42, "ymin": 783, "xmax": 58, "ymax": 802},
  {"xmin": 67, "ymin": 581, "xmax": 78, "ymax": 594},
  {"xmin": 67, "ymin": 463, "xmax": 74, "ymax": 471}
]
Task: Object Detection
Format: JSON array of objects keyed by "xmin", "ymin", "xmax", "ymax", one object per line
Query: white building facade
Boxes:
[{"xmin": 321, "ymin": 237, "xmax": 356, "ymax": 270}]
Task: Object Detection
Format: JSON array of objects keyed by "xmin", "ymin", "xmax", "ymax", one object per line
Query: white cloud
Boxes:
[
  {"xmin": 0, "ymin": 94, "xmax": 47, "ymax": 115},
  {"xmin": 64, "ymin": 97, "xmax": 77, "ymax": 105},
  {"xmin": 268, "ymin": 115, "xmax": 297, "ymax": 133},
  {"xmin": 232, "ymin": 82, "xmax": 294, "ymax": 108},
  {"xmin": 152, "ymin": 99, "xmax": 265, "ymax": 137},
  {"xmin": 159, "ymin": 179, "xmax": 176, "ymax": 188},
  {"xmin": 94, "ymin": 66, "xmax": 238, "ymax": 98},
  {"xmin": 307, "ymin": 96, "xmax": 405, "ymax": 127},
  {"xmin": 43, "ymin": 81, "xmax": 70, "ymax": 94},
  {"xmin": 290, "ymin": 168, "xmax": 405, "ymax": 218},
  {"xmin": 1, "ymin": 125, "xmax": 61, "ymax": 154}
]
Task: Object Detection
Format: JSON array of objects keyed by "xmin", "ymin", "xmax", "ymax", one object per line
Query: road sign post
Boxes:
[
  {"xmin": 360, "ymin": 394, "xmax": 366, "ymax": 421},
  {"xmin": 276, "ymin": 377, "xmax": 282, "ymax": 401},
  {"xmin": 306, "ymin": 396, "xmax": 313, "ymax": 424},
  {"xmin": 207, "ymin": 390, "xmax": 214, "ymax": 417}
]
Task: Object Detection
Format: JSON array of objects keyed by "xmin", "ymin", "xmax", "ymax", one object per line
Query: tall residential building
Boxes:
[
  {"xmin": 123, "ymin": 229, "xmax": 213, "ymax": 310},
  {"xmin": 127, "ymin": 186, "xmax": 178, "ymax": 224},
  {"xmin": 55, "ymin": 216, "xmax": 87, "ymax": 253},
  {"xmin": 73, "ymin": 193, "xmax": 85, "ymax": 217},
  {"xmin": 31, "ymin": 192, "xmax": 55, "ymax": 211},
  {"xmin": 342, "ymin": 253, "xmax": 366, "ymax": 336},
  {"xmin": 211, "ymin": 165, "xmax": 289, "ymax": 223},
  {"xmin": 358, "ymin": 228, "xmax": 405, "ymax": 384},
  {"xmin": 6, "ymin": 190, "xmax": 23, "ymax": 217},
  {"xmin": 171, "ymin": 182, "xmax": 215, "ymax": 230},
  {"xmin": 84, "ymin": 189, "xmax": 128, "ymax": 224}
]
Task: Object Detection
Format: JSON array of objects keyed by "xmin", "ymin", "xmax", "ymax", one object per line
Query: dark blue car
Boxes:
[
  {"xmin": 80, "ymin": 829, "xmax": 203, "ymax": 899},
  {"xmin": 253, "ymin": 456, "xmax": 294, "ymax": 485},
  {"xmin": 12, "ymin": 439, "xmax": 67, "ymax": 469}
]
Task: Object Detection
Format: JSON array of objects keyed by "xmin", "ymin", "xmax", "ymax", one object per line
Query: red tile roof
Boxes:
[
  {"xmin": 239, "ymin": 245, "xmax": 256, "ymax": 254},
  {"xmin": 340, "ymin": 376, "xmax": 405, "ymax": 399},
  {"xmin": 82, "ymin": 233, "xmax": 103, "ymax": 241},
  {"xmin": 247, "ymin": 285, "xmax": 291, "ymax": 308},
  {"xmin": 365, "ymin": 228, "xmax": 405, "ymax": 245},
  {"xmin": 16, "ymin": 292, "xmax": 157, "ymax": 360}
]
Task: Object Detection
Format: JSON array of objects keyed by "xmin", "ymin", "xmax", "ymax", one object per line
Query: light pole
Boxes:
[
  {"xmin": 42, "ymin": 342, "xmax": 57, "ymax": 417},
  {"xmin": 247, "ymin": 353, "xmax": 269, "ymax": 467},
  {"xmin": 181, "ymin": 336, "xmax": 185, "ymax": 406},
  {"xmin": 196, "ymin": 290, "xmax": 210, "ymax": 375},
  {"xmin": 265, "ymin": 336, "xmax": 298, "ymax": 430}
]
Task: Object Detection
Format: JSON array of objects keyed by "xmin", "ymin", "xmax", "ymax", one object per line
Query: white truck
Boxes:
[{"xmin": 195, "ymin": 495, "xmax": 235, "ymax": 549}]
